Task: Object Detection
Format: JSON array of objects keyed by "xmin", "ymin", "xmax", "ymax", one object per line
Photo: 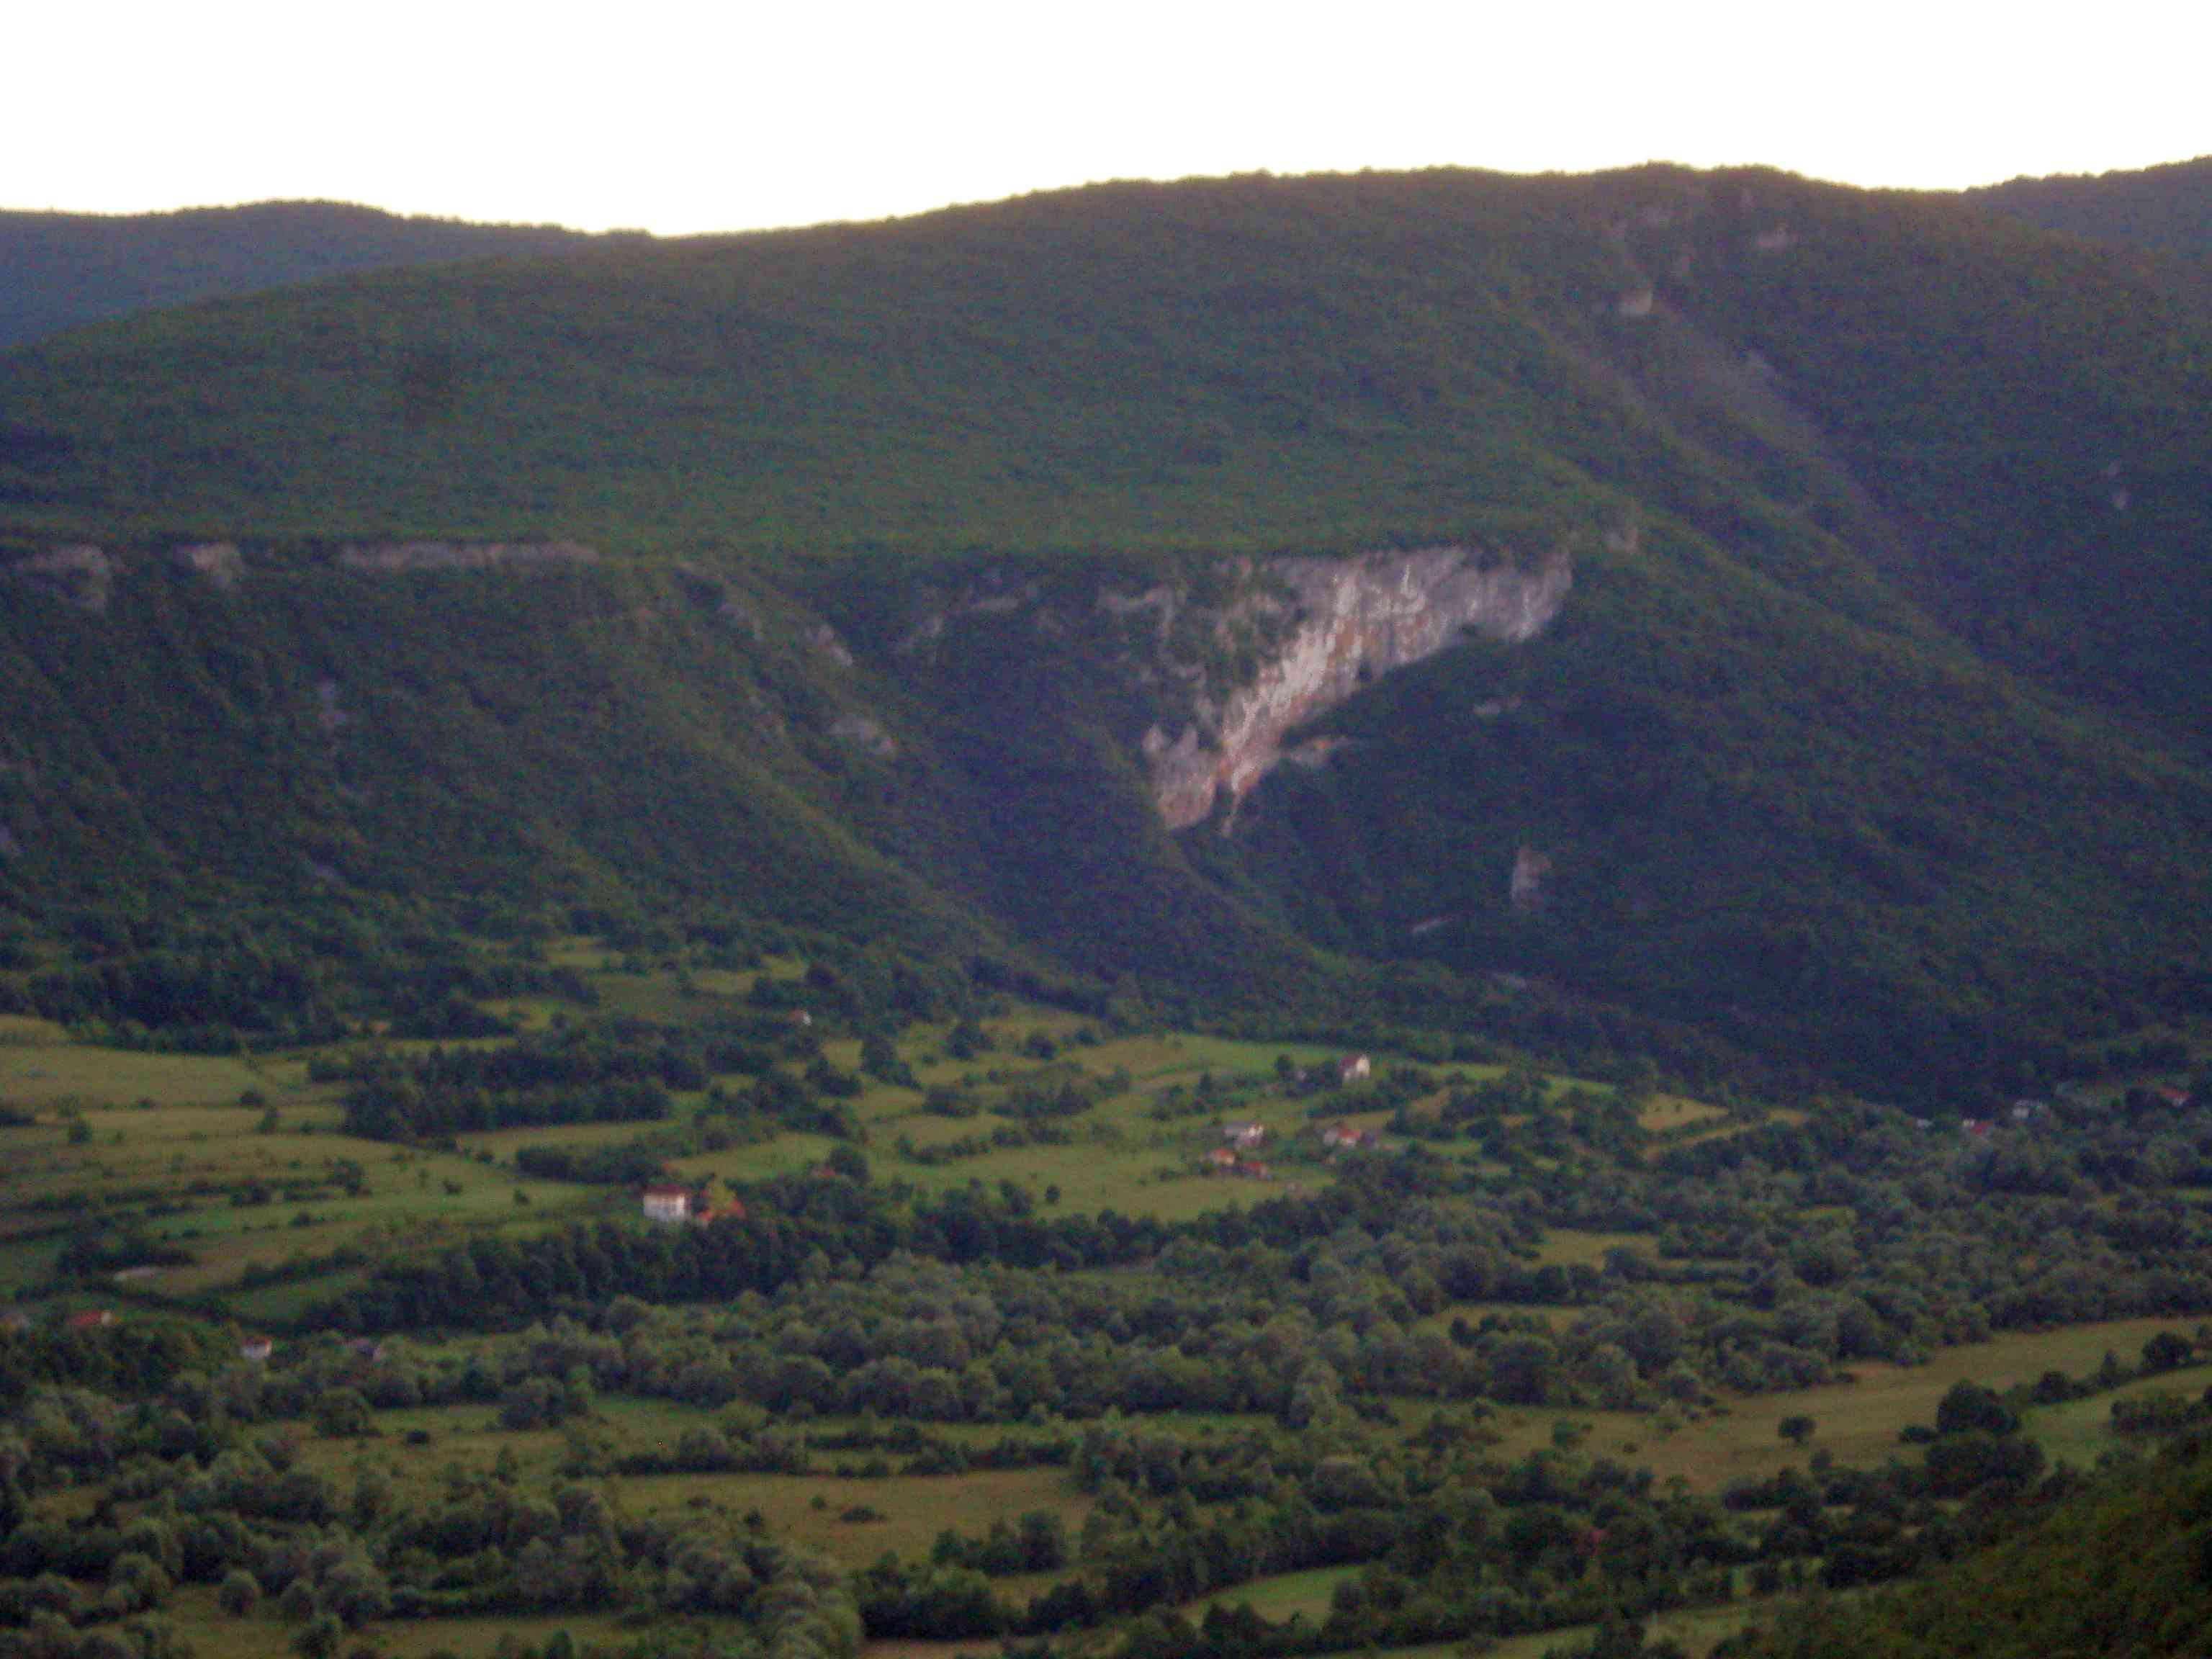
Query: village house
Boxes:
[
  {"xmin": 692, "ymin": 1198, "xmax": 747, "ymax": 1226},
  {"xmin": 2010, "ymin": 1099, "xmax": 2049, "ymax": 1125},
  {"xmin": 1221, "ymin": 1120, "xmax": 1266, "ymax": 1150},
  {"xmin": 1336, "ymin": 1055, "xmax": 1372, "ymax": 1085},
  {"xmin": 239, "ymin": 1334, "xmax": 274, "ymax": 1364},
  {"xmin": 65, "ymin": 1309, "xmax": 115, "ymax": 1333},
  {"xmin": 1960, "ymin": 1118, "xmax": 1992, "ymax": 1139},
  {"xmin": 2153, "ymin": 1084, "xmax": 2192, "ymax": 1108},
  {"xmin": 1321, "ymin": 1123, "xmax": 1378, "ymax": 1151},
  {"xmin": 1203, "ymin": 1146, "xmax": 1240, "ymax": 1172},
  {"xmin": 642, "ymin": 1183, "xmax": 693, "ymax": 1224},
  {"xmin": 1233, "ymin": 1159, "xmax": 1271, "ymax": 1181}
]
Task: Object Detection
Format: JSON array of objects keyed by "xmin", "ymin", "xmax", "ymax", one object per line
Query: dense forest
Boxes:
[
  {"xmin": 1968, "ymin": 156, "xmax": 2212, "ymax": 258},
  {"xmin": 0, "ymin": 204, "xmax": 601, "ymax": 352}
]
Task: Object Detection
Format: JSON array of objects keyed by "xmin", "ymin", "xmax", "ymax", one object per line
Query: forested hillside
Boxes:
[
  {"xmin": 1969, "ymin": 155, "xmax": 2212, "ymax": 258},
  {"xmin": 1722, "ymin": 1438, "xmax": 2212, "ymax": 1658},
  {"xmin": 0, "ymin": 201, "xmax": 601, "ymax": 351},
  {"xmin": 3, "ymin": 165, "xmax": 2211, "ymax": 1100}
]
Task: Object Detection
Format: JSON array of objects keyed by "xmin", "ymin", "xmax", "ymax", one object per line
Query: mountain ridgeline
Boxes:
[
  {"xmin": 0, "ymin": 200, "xmax": 604, "ymax": 352},
  {"xmin": 3, "ymin": 165, "xmax": 2210, "ymax": 1100},
  {"xmin": 1969, "ymin": 155, "xmax": 2212, "ymax": 260}
]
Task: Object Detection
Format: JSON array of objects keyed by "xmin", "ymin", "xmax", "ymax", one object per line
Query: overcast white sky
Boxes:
[{"xmin": 7, "ymin": 0, "xmax": 2208, "ymax": 234}]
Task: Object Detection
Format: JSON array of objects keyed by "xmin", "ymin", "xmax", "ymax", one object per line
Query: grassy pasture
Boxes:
[
  {"xmin": 1349, "ymin": 1596, "xmax": 1765, "ymax": 1659},
  {"xmin": 643, "ymin": 1019, "xmax": 1360, "ymax": 1222},
  {"xmin": 0, "ymin": 1036, "xmax": 601, "ymax": 1301},
  {"xmin": 0, "ymin": 1041, "xmax": 282, "ymax": 1108},
  {"xmin": 1187, "ymin": 1563, "xmax": 1359, "ymax": 1624},
  {"xmin": 618, "ymin": 1465, "xmax": 1089, "ymax": 1568},
  {"xmin": 294, "ymin": 1395, "xmax": 1092, "ymax": 1573},
  {"xmin": 1464, "ymin": 1316, "xmax": 2207, "ymax": 1488},
  {"xmin": 1639, "ymin": 1094, "xmax": 1729, "ymax": 1132},
  {"xmin": 0, "ymin": 1012, "xmax": 69, "ymax": 1045},
  {"xmin": 163, "ymin": 1586, "xmax": 639, "ymax": 1659},
  {"xmin": 2024, "ymin": 1367, "xmax": 2212, "ymax": 1468},
  {"xmin": 1531, "ymin": 1229, "xmax": 1650, "ymax": 1268},
  {"xmin": 666, "ymin": 1131, "xmax": 847, "ymax": 1188}
]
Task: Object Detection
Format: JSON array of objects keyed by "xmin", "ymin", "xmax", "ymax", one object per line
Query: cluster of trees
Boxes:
[
  {"xmin": 9, "ymin": 1079, "xmax": 2212, "ymax": 1659},
  {"xmin": 0, "ymin": 906, "xmax": 599, "ymax": 1054},
  {"xmin": 1718, "ymin": 1436, "xmax": 2212, "ymax": 1658},
  {"xmin": 333, "ymin": 1022, "xmax": 708, "ymax": 1140},
  {"xmin": 0, "ymin": 1377, "xmax": 862, "ymax": 1659},
  {"xmin": 312, "ymin": 1086, "xmax": 2212, "ymax": 1434}
]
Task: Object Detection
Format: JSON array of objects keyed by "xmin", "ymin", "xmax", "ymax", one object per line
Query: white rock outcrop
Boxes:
[
  {"xmin": 338, "ymin": 540, "xmax": 598, "ymax": 572},
  {"xmin": 829, "ymin": 713, "xmax": 899, "ymax": 759},
  {"xmin": 1146, "ymin": 546, "xmax": 1570, "ymax": 830},
  {"xmin": 1510, "ymin": 846, "xmax": 1555, "ymax": 914},
  {"xmin": 176, "ymin": 542, "xmax": 244, "ymax": 588},
  {"xmin": 4, "ymin": 544, "xmax": 112, "ymax": 611}
]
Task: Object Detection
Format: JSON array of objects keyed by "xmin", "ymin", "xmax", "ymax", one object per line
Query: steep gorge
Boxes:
[{"xmin": 1140, "ymin": 547, "xmax": 1572, "ymax": 830}]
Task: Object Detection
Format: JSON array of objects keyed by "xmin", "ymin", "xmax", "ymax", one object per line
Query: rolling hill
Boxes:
[
  {"xmin": 0, "ymin": 199, "xmax": 604, "ymax": 351},
  {"xmin": 1722, "ymin": 1439, "xmax": 2212, "ymax": 1658},
  {"xmin": 1969, "ymin": 155, "xmax": 2212, "ymax": 258},
  {"xmin": 3, "ymin": 165, "xmax": 2209, "ymax": 1100}
]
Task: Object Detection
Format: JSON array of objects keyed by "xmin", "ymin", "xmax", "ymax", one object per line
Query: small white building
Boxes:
[
  {"xmin": 1336, "ymin": 1055, "xmax": 1372, "ymax": 1085},
  {"xmin": 239, "ymin": 1334, "xmax": 274, "ymax": 1364},
  {"xmin": 1222, "ymin": 1121, "xmax": 1267, "ymax": 1150},
  {"xmin": 642, "ymin": 1184, "xmax": 693, "ymax": 1224}
]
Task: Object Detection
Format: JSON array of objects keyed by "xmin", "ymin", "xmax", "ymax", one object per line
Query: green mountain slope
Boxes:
[
  {"xmin": 1969, "ymin": 155, "xmax": 2212, "ymax": 259},
  {"xmin": 1721, "ymin": 1442, "xmax": 2212, "ymax": 1658},
  {"xmin": 0, "ymin": 200, "xmax": 603, "ymax": 351},
  {"xmin": 2, "ymin": 166, "xmax": 2208, "ymax": 1095}
]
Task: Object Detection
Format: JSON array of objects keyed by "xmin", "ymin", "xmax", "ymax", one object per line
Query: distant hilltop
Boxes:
[
  {"xmin": 0, "ymin": 199, "xmax": 614, "ymax": 351},
  {"xmin": 1966, "ymin": 155, "xmax": 2212, "ymax": 260},
  {"xmin": 4, "ymin": 156, "xmax": 2208, "ymax": 353}
]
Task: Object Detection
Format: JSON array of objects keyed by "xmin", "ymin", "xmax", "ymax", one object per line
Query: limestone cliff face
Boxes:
[
  {"xmin": 1143, "ymin": 547, "xmax": 1570, "ymax": 830},
  {"xmin": 338, "ymin": 539, "xmax": 598, "ymax": 572}
]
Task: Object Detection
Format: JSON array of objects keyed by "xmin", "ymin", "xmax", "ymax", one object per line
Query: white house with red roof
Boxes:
[{"xmin": 642, "ymin": 1184, "xmax": 693, "ymax": 1224}]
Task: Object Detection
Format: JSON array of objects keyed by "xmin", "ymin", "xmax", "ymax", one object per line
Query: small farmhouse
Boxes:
[
  {"xmin": 1221, "ymin": 1121, "xmax": 1266, "ymax": 1149},
  {"xmin": 65, "ymin": 1309, "xmax": 115, "ymax": 1332},
  {"xmin": 642, "ymin": 1184, "xmax": 693, "ymax": 1224},
  {"xmin": 1203, "ymin": 1147, "xmax": 1240, "ymax": 1172},
  {"xmin": 239, "ymin": 1334, "xmax": 274, "ymax": 1364},
  {"xmin": 1321, "ymin": 1123, "xmax": 1377, "ymax": 1151},
  {"xmin": 692, "ymin": 1199, "xmax": 747, "ymax": 1226},
  {"xmin": 1336, "ymin": 1055, "xmax": 1372, "ymax": 1084}
]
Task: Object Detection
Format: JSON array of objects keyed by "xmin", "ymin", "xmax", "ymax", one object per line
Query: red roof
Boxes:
[
  {"xmin": 66, "ymin": 1310, "xmax": 114, "ymax": 1331},
  {"xmin": 643, "ymin": 1183, "xmax": 690, "ymax": 1198}
]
